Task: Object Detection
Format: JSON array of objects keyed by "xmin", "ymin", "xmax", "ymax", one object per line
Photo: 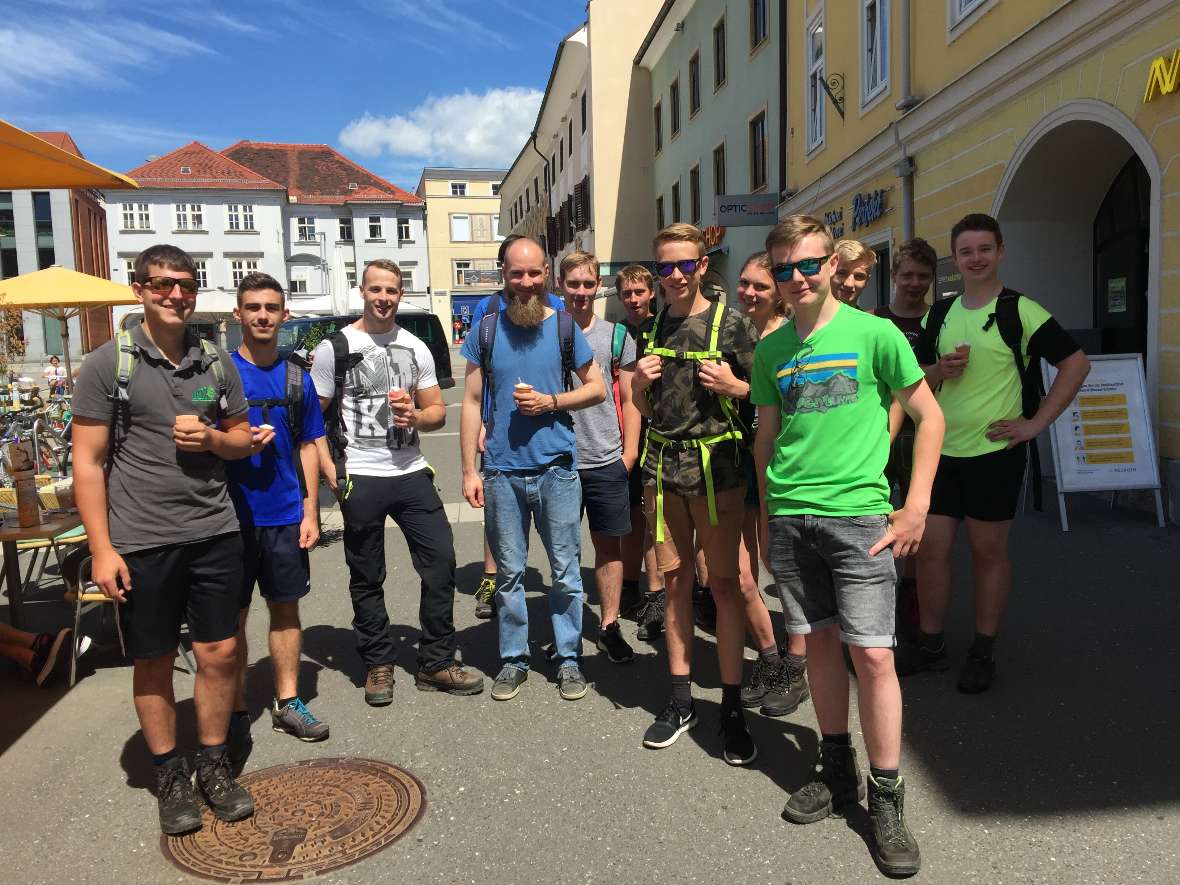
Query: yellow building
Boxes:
[
  {"xmin": 781, "ymin": 0, "xmax": 1180, "ymax": 513},
  {"xmin": 415, "ymin": 167, "xmax": 506, "ymax": 342}
]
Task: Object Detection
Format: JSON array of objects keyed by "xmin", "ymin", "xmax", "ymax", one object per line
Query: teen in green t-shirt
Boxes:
[{"xmin": 751, "ymin": 215, "xmax": 944, "ymax": 878}]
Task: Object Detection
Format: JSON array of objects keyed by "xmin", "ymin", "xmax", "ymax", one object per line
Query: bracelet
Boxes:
[{"xmin": 550, "ymin": 393, "xmax": 559, "ymax": 412}]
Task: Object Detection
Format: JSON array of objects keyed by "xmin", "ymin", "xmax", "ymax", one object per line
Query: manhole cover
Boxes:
[{"xmin": 161, "ymin": 757, "xmax": 426, "ymax": 882}]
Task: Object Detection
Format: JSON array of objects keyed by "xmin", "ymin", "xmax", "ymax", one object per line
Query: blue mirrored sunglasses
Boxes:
[
  {"xmin": 770, "ymin": 254, "xmax": 832, "ymax": 282},
  {"xmin": 654, "ymin": 259, "xmax": 701, "ymax": 278}
]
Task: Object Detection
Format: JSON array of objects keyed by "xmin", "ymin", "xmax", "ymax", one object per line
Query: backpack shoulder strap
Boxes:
[
  {"xmin": 197, "ymin": 339, "xmax": 228, "ymax": 398},
  {"xmin": 285, "ymin": 359, "xmax": 305, "ymax": 443},
  {"xmin": 557, "ymin": 309, "xmax": 575, "ymax": 391},
  {"xmin": 706, "ymin": 299, "xmax": 724, "ymax": 355},
  {"xmin": 113, "ymin": 329, "xmax": 137, "ymax": 402},
  {"xmin": 610, "ymin": 322, "xmax": 627, "ymax": 377},
  {"xmin": 916, "ymin": 295, "xmax": 956, "ymax": 364},
  {"xmin": 478, "ymin": 308, "xmax": 499, "ymax": 422},
  {"xmin": 994, "ymin": 288, "xmax": 1045, "ymax": 511}
]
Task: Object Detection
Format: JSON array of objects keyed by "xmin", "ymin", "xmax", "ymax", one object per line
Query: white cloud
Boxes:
[{"xmin": 339, "ymin": 87, "xmax": 543, "ymax": 169}]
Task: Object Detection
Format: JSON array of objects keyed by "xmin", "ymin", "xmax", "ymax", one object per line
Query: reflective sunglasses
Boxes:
[
  {"xmin": 770, "ymin": 255, "xmax": 833, "ymax": 282},
  {"xmin": 654, "ymin": 258, "xmax": 701, "ymax": 278},
  {"xmin": 563, "ymin": 279, "xmax": 599, "ymax": 290},
  {"xmin": 140, "ymin": 275, "xmax": 198, "ymax": 295}
]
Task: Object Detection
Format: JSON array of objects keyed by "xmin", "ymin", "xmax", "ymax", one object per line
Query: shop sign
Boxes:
[
  {"xmin": 1143, "ymin": 48, "xmax": 1180, "ymax": 103},
  {"xmin": 935, "ymin": 256, "xmax": 964, "ymax": 301},
  {"xmin": 715, "ymin": 194, "xmax": 778, "ymax": 227},
  {"xmin": 851, "ymin": 189, "xmax": 887, "ymax": 230},
  {"xmin": 462, "ymin": 269, "xmax": 502, "ymax": 286},
  {"xmin": 703, "ymin": 225, "xmax": 726, "ymax": 250},
  {"xmin": 823, "ymin": 208, "xmax": 845, "ymax": 238}
]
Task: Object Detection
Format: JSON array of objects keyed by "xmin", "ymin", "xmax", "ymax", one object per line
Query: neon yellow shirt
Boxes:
[{"xmin": 924, "ymin": 294, "xmax": 1051, "ymax": 458}]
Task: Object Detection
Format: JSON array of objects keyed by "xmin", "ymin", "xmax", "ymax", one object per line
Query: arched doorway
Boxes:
[{"xmin": 992, "ymin": 100, "xmax": 1161, "ymax": 414}]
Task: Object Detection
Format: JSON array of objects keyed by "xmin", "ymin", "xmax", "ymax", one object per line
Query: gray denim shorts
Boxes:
[{"xmin": 767, "ymin": 514, "xmax": 897, "ymax": 648}]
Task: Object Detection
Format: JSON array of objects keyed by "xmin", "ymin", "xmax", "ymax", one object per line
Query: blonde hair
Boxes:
[
  {"xmin": 614, "ymin": 263, "xmax": 654, "ymax": 295},
  {"xmin": 765, "ymin": 214, "xmax": 835, "ymax": 256},
  {"xmin": 559, "ymin": 250, "xmax": 600, "ymax": 280},
  {"xmin": 361, "ymin": 258, "xmax": 403, "ymax": 286},
  {"xmin": 653, "ymin": 222, "xmax": 705, "ymax": 257},
  {"xmin": 834, "ymin": 239, "xmax": 877, "ymax": 268}
]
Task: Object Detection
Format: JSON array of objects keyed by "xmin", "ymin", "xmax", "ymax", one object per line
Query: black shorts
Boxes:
[
  {"xmin": 121, "ymin": 533, "xmax": 244, "ymax": 660},
  {"xmin": 580, "ymin": 460, "xmax": 632, "ymax": 536},
  {"xmin": 240, "ymin": 523, "xmax": 312, "ymax": 608},
  {"xmin": 628, "ymin": 459, "xmax": 644, "ymax": 508},
  {"xmin": 886, "ymin": 423, "xmax": 915, "ymax": 505},
  {"xmin": 930, "ymin": 444, "xmax": 1027, "ymax": 522},
  {"xmin": 743, "ymin": 452, "xmax": 760, "ymax": 510}
]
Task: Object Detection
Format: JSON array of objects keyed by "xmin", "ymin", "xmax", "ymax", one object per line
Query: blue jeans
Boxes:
[{"xmin": 484, "ymin": 465, "xmax": 584, "ymax": 669}]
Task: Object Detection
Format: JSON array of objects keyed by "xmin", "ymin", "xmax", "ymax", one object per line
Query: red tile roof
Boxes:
[
  {"xmin": 31, "ymin": 131, "xmax": 84, "ymax": 158},
  {"xmin": 221, "ymin": 141, "xmax": 421, "ymax": 205},
  {"xmin": 127, "ymin": 142, "xmax": 284, "ymax": 190}
]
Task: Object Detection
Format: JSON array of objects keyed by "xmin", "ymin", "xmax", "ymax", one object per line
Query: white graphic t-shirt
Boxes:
[{"xmin": 311, "ymin": 323, "xmax": 437, "ymax": 477}]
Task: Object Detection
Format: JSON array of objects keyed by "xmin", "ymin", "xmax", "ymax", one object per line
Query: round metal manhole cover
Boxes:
[{"xmin": 161, "ymin": 757, "xmax": 426, "ymax": 882}]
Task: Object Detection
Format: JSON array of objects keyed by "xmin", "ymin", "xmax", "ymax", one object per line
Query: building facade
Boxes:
[
  {"xmin": 637, "ymin": 0, "xmax": 781, "ymax": 303},
  {"xmin": 780, "ymin": 0, "xmax": 1180, "ymax": 512},
  {"xmin": 1, "ymin": 132, "xmax": 112, "ymax": 365},
  {"xmin": 416, "ymin": 167, "xmax": 506, "ymax": 341}
]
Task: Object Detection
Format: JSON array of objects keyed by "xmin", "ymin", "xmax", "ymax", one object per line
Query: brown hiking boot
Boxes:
[
  {"xmin": 415, "ymin": 662, "xmax": 484, "ymax": 696},
  {"xmin": 364, "ymin": 663, "xmax": 396, "ymax": 706}
]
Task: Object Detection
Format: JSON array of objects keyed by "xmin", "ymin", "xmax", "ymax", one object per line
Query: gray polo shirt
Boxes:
[{"xmin": 72, "ymin": 324, "xmax": 247, "ymax": 554}]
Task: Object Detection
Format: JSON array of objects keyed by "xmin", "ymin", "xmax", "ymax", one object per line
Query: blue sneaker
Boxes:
[{"xmin": 271, "ymin": 698, "xmax": 330, "ymax": 742}]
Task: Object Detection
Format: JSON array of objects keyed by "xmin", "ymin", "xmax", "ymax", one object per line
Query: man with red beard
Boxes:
[{"xmin": 460, "ymin": 237, "xmax": 606, "ymax": 702}]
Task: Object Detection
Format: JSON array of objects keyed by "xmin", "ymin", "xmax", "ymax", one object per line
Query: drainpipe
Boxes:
[
  {"xmin": 528, "ymin": 134, "xmax": 552, "ymax": 254},
  {"xmin": 777, "ymin": 0, "xmax": 789, "ymax": 201},
  {"xmin": 895, "ymin": 0, "xmax": 921, "ymax": 112},
  {"xmin": 892, "ymin": 123, "xmax": 915, "ymax": 242}
]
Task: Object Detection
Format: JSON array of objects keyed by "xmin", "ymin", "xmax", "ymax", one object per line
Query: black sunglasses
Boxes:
[
  {"xmin": 770, "ymin": 255, "xmax": 832, "ymax": 282},
  {"xmin": 654, "ymin": 258, "xmax": 701, "ymax": 278},
  {"xmin": 140, "ymin": 275, "xmax": 198, "ymax": 295},
  {"xmin": 563, "ymin": 279, "xmax": 598, "ymax": 290}
]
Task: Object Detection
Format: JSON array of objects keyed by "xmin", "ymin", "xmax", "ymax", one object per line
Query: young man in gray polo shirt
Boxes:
[
  {"xmin": 73, "ymin": 244, "xmax": 261, "ymax": 836},
  {"xmin": 560, "ymin": 251, "xmax": 640, "ymax": 664}
]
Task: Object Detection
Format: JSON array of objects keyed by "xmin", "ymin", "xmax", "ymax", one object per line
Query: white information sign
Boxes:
[{"xmin": 1043, "ymin": 353, "xmax": 1164, "ymax": 530}]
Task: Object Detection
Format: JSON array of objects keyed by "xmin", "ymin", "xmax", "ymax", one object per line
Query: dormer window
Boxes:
[
  {"xmin": 348, "ymin": 182, "xmax": 358, "ymax": 190},
  {"xmin": 179, "ymin": 166, "xmax": 191, "ymax": 174}
]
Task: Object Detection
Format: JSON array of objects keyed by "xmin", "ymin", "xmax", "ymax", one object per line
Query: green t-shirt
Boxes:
[
  {"xmin": 751, "ymin": 304, "xmax": 924, "ymax": 517},
  {"xmin": 923, "ymin": 294, "xmax": 1050, "ymax": 458}
]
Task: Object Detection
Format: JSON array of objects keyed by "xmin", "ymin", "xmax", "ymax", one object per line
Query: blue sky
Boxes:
[{"xmin": 1, "ymin": 0, "xmax": 586, "ymax": 188}]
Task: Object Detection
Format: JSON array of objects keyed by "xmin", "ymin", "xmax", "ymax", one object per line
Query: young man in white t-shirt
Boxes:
[{"xmin": 312, "ymin": 260, "xmax": 483, "ymax": 706}]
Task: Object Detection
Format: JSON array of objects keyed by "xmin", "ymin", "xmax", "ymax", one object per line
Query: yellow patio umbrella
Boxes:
[
  {"xmin": 0, "ymin": 266, "xmax": 138, "ymax": 392},
  {"xmin": 0, "ymin": 118, "xmax": 139, "ymax": 190}
]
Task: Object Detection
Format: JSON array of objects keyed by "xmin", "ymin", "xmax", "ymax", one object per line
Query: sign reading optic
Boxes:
[{"xmin": 1144, "ymin": 49, "xmax": 1180, "ymax": 103}]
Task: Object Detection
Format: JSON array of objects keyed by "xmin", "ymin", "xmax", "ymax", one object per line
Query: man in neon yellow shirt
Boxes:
[{"xmin": 906, "ymin": 213, "xmax": 1089, "ymax": 693}]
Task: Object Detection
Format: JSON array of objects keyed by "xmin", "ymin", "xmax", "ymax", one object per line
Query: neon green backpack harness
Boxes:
[{"xmin": 641, "ymin": 301, "xmax": 745, "ymax": 543}]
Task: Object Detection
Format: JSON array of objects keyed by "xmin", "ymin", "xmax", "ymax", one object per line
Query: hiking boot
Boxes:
[
  {"xmin": 693, "ymin": 584, "xmax": 716, "ymax": 631},
  {"xmin": 635, "ymin": 590, "xmax": 665, "ymax": 641},
  {"xmin": 364, "ymin": 663, "xmax": 396, "ymax": 706},
  {"xmin": 490, "ymin": 665, "xmax": 528, "ymax": 701},
  {"xmin": 557, "ymin": 663, "xmax": 588, "ymax": 700},
  {"xmin": 595, "ymin": 621, "xmax": 635, "ymax": 664},
  {"xmin": 271, "ymin": 698, "xmax": 330, "ymax": 741},
  {"xmin": 957, "ymin": 650, "xmax": 996, "ymax": 694},
  {"xmin": 894, "ymin": 640, "xmax": 950, "ymax": 676},
  {"xmin": 29, "ymin": 627, "xmax": 73, "ymax": 687},
  {"xmin": 415, "ymin": 662, "xmax": 485, "ymax": 695},
  {"xmin": 227, "ymin": 714, "xmax": 253, "ymax": 771},
  {"xmin": 782, "ymin": 742, "xmax": 866, "ymax": 824},
  {"xmin": 740, "ymin": 656, "xmax": 771, "ymax": 707},
  {"xmin": 194, "ymin": 747, "xmax": 255, "ymax": 823},
  {"xmin": 156, "ymin": 757, "xmax": 202, "ymax": 836},
  {"xmin": 719, "ymin": 708, "xmax": 757, "ymax": 766},
  {"xmin": 619, "ymin": 581, "xmax": 643, "ymax": 618},
  {"xmin": 868, "ymin": 774, "xmax": 921, "ymax": 876},
  {"xmin": 473, "ymin": 575, "xmax": 497, "ymax": 619},
  {"xmin": 761, "ymin": 657, "xmax": 810, "ymax": 718},
  {"xmin": 642, "ymin": 701, "xmax": 698, "ymax": 749}
]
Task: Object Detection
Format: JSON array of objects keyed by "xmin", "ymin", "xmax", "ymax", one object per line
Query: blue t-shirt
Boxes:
[
  {"xmin": 226, "ymin": 352, "xmax": 326, "ymax": 527},
  {"xmin": 460, "ymin": 308, "xmax": 593, "ymax": 471},
  {"xmin": 469, "ymin": 291, "xmax": 565, "ymax": 327}
]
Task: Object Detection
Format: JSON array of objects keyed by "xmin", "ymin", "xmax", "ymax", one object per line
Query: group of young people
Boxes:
[{"xmin": 68, "ymin": 208, "xmax": 1088, "ymax": 877}]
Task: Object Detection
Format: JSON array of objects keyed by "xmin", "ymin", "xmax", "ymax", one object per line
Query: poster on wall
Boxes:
[{"xmin": 1042, "ymin": 353, "xmax": 1165, "ymax": 530}]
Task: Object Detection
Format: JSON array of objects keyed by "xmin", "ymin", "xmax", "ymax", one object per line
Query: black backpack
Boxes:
[
  {"xmin": 323, "ymin": 331, "xmax": 364, "ymax": 462},
  {"xmin": 245, "ymin": 359, "xmax": 307, "ymax": 443},
  {"xmin": 916, "ymin": 288, "xmax": 1046, "ymax": 510},
  {"xmin": 477, "ymin": 293, "xmax": 575, "ymax": 423}
]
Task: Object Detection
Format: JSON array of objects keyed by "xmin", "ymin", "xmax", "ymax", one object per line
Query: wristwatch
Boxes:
[{"xmin": 551, "ymin": 393, "xmax": 559, "ymax": 412}]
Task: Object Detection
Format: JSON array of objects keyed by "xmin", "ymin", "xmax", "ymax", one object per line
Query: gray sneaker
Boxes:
[
  {"xmin": 557, "ymin": 663, "xmax": 588, "ymax": 701},
  {"xmin": 271, "ymin": 698, "xmax": 330, "ymax": 742},
  {"xmin": 491, "ymin": 665, "xmax": 528, "ymax": 701}
]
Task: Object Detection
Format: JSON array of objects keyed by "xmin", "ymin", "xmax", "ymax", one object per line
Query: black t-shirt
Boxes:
[{"xmin": 874, "ymin": 304, "xmax": 926, "ymax": 353}]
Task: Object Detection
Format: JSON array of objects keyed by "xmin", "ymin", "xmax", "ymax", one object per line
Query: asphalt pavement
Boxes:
[{"xmin": 0, "ymin": 369, "xmax": 1177, "ymax": 884}]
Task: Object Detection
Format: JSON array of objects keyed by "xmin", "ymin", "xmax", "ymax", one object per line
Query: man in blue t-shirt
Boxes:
[
  {"xmin": 459, "ymin": 236, "xmax": 606, "ymax": 702},
  {"xmin": 224, "ymin": 273, "xmax": 329, "ymax": 760}
]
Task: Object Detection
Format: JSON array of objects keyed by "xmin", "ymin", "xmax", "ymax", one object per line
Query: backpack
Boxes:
[
  {"xmin": 608, "ymin": 320, "xmax": 628, "ymax": 428},
  {"xmin": 245, "ymin": 359, "xmax": 306, "ymax": 443},
  {"xmin": 323, "ymin": 330, "xmax": 364, "ymax": 462},
  {"xmin": 916, "ymin": 288, "xmax": 1046, "ymax": 509},
  {"xmin": 477, "ymin": 293, "xmax": 575, "ymax": 423}
]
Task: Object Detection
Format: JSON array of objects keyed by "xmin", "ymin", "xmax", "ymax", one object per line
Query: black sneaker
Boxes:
[
  {"xmin": 782, "ymin": 742, "xmax": 866, "ymax": 823},
  {"xmin": 619, "ymin": 581, "xmax": 643, "ymax": 618},
  {"xmin": 693, "ymin": 584, "xmax": 716, "ymax": 631},
  {"xmin": 868, "ymin": 774, "xmax": 921, "ymax": 876},
  {"xmin": 635, "ymin": 590, "xmax": 665, "ymax": 641},
  {"xmin": 740, "ymin": 657, "xmax": 769, "ymax": 708},
  {"xmin": 894, "ymin": 640, "xmax": 950, "ymax": 676},
  {"xmin": 642, "ymin": 701, "xmax": 698, "ymax": 749},
  {"xmin": 719, "ymin": 708, "xmax": 757, "ymax": 765},
  {"xmin": 29, "ymin": 627, "xmax": 73, "ymax": 687},
  {"xmin": 957, "ymin": 650, "xmax": 996, "ymax": 694},
  {"xmin": 156, "ymin": 757, "xmax": 202, "ymax": 836},
  {"xmin": 473, "ymin": 575, "xmax": 496, "ymax": 619},
  {"xmin": 227, "ymin": 714, "xmax": 253, "ymax": 772},
  {"xmin": 595, "ymin": 621, "xmax": 635, "ymax": 663},
  {"xmin": 761, "ymin": 658, "xmax": 810, "ymax": 717},
  {"xmin": 194, "ymin": 747, "xmax": 255, "ymax": 822}
]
